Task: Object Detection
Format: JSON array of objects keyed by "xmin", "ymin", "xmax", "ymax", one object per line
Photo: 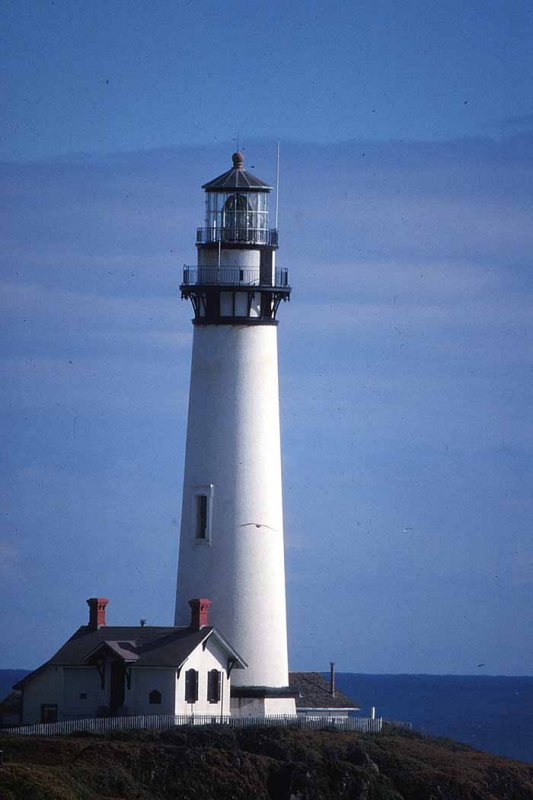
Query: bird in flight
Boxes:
[{"xmin": 238, "ymin": 522, "xmax": 277, "ymax": 531}]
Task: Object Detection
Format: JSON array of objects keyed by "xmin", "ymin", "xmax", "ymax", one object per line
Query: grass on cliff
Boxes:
[{"xmin": 0, "ymin": 724, "xmax": 532, "ymax": 800}]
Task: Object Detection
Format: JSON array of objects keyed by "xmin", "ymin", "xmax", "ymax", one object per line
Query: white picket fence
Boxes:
[{"xmin": 3, "ymin": 713, "xmax": 383, "ymax": 737}]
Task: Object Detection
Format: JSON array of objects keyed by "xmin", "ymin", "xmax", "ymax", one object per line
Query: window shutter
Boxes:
[
  {"xmin": 207, "ymin": 669, "xmax": 221, "ymax": 703},
  {"xmin": 185, "ymin": 669, "xmax": 199, "ymax": 703}
]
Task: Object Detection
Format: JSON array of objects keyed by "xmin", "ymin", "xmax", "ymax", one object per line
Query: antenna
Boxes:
[{"xmin": 275, "ymin": 139, "xmax": 280, "ymax": 229}]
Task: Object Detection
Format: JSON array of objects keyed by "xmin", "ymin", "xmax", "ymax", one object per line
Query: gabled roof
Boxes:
[
  {"xmin": 202, "ymin": 152, "xmax": 272, "ymax": 192},
  {"xmin": 85, "ymin": 639, "xmax": 139, "ymax": 663},
  {"xmin": 14, "ymin": 625, "xmax": 246, "ymax": 690},
  {"xmin": 289, "ymin": 672, "xmax": 359, "ymax": 710}
]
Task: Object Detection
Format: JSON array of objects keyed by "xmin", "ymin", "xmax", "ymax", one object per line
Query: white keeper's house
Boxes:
[{"xmin": 14, "ymin": 598, "xmax": 246, "ymax": 725}]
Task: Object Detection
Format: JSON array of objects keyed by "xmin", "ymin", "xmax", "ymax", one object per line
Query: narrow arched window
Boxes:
[
  {"xmin": 149, "ymin": 689, "xmax": 162, "ymax": 704},
  {"xmin": 207, "ymin": 669, "xmax": 221, "ymax": 703},
  {"xmin": 185, "ymin": 669, "xmax": 199, "ymax": 704}
]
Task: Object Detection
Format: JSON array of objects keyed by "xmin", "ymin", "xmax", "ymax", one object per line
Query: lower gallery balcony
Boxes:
[{"xmin": 181, "ymin": 266, "xmax": 289, "ymax": 289}]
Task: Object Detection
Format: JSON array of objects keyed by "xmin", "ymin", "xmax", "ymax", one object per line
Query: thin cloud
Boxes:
[{"xmin": 500, "ymin": 112, "xmax": 533, "ymax": 129}]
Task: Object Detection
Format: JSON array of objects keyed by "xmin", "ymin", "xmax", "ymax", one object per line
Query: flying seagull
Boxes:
[{"xmin": 238, "ymin": 522, "xmax": 277, "ymax": 532}]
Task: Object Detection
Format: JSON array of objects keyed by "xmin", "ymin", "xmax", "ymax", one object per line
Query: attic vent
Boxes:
[{"xmin": 149, "ymin": 689, "xmax": 162, "ymax": 705}]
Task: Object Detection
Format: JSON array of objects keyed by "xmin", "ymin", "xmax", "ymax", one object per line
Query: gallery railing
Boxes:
[
  {"xmin": 181, "ymin": 266, "xmax": 289, "ymax": 288},
  {"xmin": 197, "ymin": 227, "xmax": 279, "ymax": 247}
]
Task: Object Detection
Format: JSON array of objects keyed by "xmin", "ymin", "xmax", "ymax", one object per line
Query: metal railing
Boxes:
[
  {"xmin": 3, "ymin": 714, "xmax": 382, "ymax": 737},
  {"xmin": 197, "ymin": 227, "xmax": 279, "ymax": 247},
  {"xmin": 182, "ymin": 266, "xmax": 289, "ymax": 288}
]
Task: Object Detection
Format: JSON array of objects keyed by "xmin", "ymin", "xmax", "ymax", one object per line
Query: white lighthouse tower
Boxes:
[{"xmin": 174, "ymin": 151, "xmax": 296, "ymax": 716}]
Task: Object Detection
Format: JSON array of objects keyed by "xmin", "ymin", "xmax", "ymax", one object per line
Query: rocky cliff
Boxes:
[{"xmin": 1, "ymin": 724, "xmax": 532, "ymax": 799}]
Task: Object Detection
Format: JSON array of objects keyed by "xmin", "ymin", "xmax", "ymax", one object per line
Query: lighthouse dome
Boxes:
[{"xmin": 202, "ymin": 152, "xmax": 272, "ymax": 192}]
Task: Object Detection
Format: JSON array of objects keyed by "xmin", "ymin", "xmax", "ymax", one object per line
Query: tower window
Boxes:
[
  {"xmin": 207, "ymin": 669, "xmax": 221, "ymax": 703},
  {"xmin": 196, "ymin": 495, "xmax": 207, "ymax": 539},
  {"xmin": 149, "ymin": 689, "xmax": 162, "ymax": 705},
  {"xmin": 185, "ymin": 669, "xmax": 199, "ymax": 703},
  {"xmin": 190, "ymin": 484, "xmax": 214, "ymax": 544}
]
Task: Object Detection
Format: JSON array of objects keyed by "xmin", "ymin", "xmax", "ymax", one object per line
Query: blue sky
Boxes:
[
  {"xmin": 3, "ymin": 0, "xmax": 532, "ymax": 158},
  {"xmin": 1, "ymin": 1, "xmax": 533, "ymax": 675}
]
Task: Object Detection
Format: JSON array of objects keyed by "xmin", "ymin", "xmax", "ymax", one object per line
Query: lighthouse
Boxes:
[{"xmin": 174, "ymin": 151, "xmax": 296, "ymax": 715}]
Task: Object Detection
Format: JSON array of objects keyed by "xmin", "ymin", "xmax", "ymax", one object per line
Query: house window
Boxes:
[
  {"xmin": 40, "ymin": 704, "xmax": 58, "ymax": 723},
  {"xmin": 195, "ymin": 494, "xmax": 208, "ymax": 539},
  {"xmin": 149, "ymin": 689, "xmax": 162, "ymax": 705},
  {"xmin": 79, "ymin": 692, "xmax": 87, "ymax": 700},
  {"xmin": 207, "ymin": 669, "xmax": 221, "ymax": 703},
  {"xmin": 185, "ymin": 669, "xmax": 199, "ymax": 703}
]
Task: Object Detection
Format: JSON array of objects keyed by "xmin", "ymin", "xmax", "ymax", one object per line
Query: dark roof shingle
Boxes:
[
  {"xmin": 15, "ymin": 625, "xmax": 246, "ymax": 689},
  {"xmin": 289, "ymin": 672, "xmax": 359, "ymax": 710}
]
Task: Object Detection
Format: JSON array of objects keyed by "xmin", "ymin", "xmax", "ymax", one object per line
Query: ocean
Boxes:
[{"xmin": 333, "ymin": 673, "xmax": 533, "ymax": 764}]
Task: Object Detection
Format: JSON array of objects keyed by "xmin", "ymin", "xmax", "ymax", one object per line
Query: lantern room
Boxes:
[{"xmin": 197, "ymin": 152, "xmax": 278, "ymax": 247}]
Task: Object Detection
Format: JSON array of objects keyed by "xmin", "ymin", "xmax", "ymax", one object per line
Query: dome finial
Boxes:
[{"xmin": 232, "ymin": 151, "xmax": 244, "ymax": 169}]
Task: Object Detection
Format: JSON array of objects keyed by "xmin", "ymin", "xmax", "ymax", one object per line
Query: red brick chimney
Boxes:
[
  {"xmin": 87, "ymin": 598, "xmax": 109, "ymax": 630},
  {"xmin": 189, "ymin": 598, "xmax": 212, "ymax": 630}
]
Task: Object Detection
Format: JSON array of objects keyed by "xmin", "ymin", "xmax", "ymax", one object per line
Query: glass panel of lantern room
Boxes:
[
  {"xmin": 259, "ymin": 192, "xmax": 269, "ymax": 227},
  {"xmin": 246, "ymin": 193, "xmax": 257, "ymax": 228},
  {"xmin": 205, "ymin": 193, "xmax": 221, "ymax": 232},
  {"xmin": 222, "ymin": 193, "xmax": 249, "ymax": 242},
  {"xmin": 248, "ymin": 192, "xmax": 268, "ymax": 241}
]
